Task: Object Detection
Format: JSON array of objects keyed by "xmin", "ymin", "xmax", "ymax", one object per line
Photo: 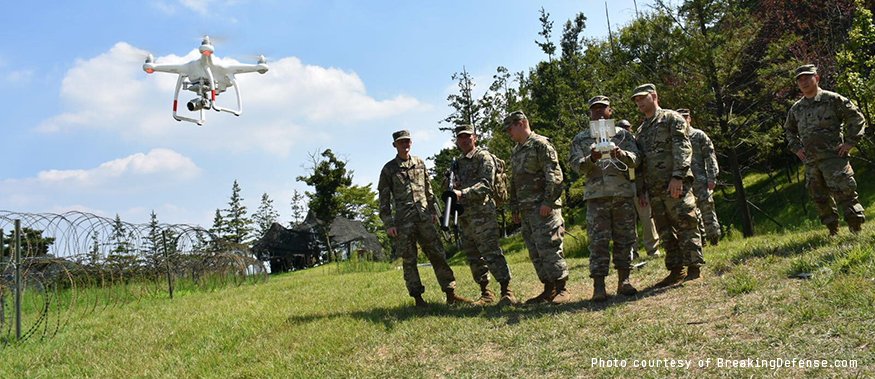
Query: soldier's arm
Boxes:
[
  {"xmin": 703, "ymin": 133, "xmax": 719, "ymax": 181},
  {"xmin": 421, "ymin": 159, "xmax": 441, "ymax": 216},
  {"xmin": 568, "ymin": 134, "xmax": 593, "ymax": 175},
  {"xmin": 377, "ymin": 165, "xmax": 395, "ymax": 229},
  {"xmin": 460, "ymin": 153, "xmax": 494, "ymax": 202},
  {"xmin": 783, "ymin": 107, "xmax": 803, "ymax": 153},
  {"xmin": 837, "ymin": 95, "xmax": 867, "ymax": 146},
  {"xmin": 617, "ymin": 130, "xmax": 641, "ymax": 169},
  {"xmin": 542, "ymin": 142, "xmax": 565, "ymax": 208},
  {"xmin": 670, "ymin": 115, "xmax": 693, "ymax": 179},
  {"xmin": 509, "ymin": 162, "xmax": 519, "ymax": 214}
]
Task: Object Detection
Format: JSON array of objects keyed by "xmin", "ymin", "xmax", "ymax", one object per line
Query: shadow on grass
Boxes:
[
  {"xmin": 726, "ymin": 230, "xmax": 833, "ymax": 265},
  {"xmin": 284, "ymin": 281, "xmax": 687, "ymax": 330}
]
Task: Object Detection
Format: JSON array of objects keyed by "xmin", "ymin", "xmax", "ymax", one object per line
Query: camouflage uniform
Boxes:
[
  {"xmin": 378, "ymin": 154, "xmax": 456, "ymax": 297},
  {"xmin": 510, "ymin": 132, "xmax": 569, "ymax": 283},
  {"xmin": 689, "ymin": 127, "xmax": 722, "ymax": 242},
  {"xmin": 784, "ymin": 88, "xmax": 867, "ymax": 231},
  {"xmin": 569, "ymin": 124, "xmax": 641, "ymax": 277},
  {"xmin": 454, "ymin": 146, "xmax": 512, "ymax": 285},
  {"xmin": 636, "ymin": 108, "xmax": 704, "ymax": 270}
]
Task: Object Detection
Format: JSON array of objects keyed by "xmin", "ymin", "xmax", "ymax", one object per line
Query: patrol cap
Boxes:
[
  {"xmin": 676, "ymin": 108, "xmax": 691, "ymax": 116},
  {"xmin": 503, "ymin": 110, "xmax": 527, "ymax": 128},
  {"xmin": 795, "ymin": 64, "xmax": 818, "ymax": 78},
  {"xmin": 631, "ymin": 83, "xmax": 656, "ymax": 99},
  {"xmin": 617, "ymin": 119, "xmax": 632, "ymax": 130},
  {"xmin": 454, "ymin": 124, "xmax": 475, "ymax": 136},
  {"xmin": 392, "ymin": 130, "xmax": 411, "ymax": 142},
  {"xmin": 588, "ymin": 95, "xmax": 611, "ymax": 108}
]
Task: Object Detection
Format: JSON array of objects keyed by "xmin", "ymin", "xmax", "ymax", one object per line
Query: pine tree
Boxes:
[
  {"xmin": 253, "ymin": 192, "xmax": 280, "ymax": 239},
  {"xmin": 110, "ymin": 214, "xmax": 131, "ymax": 255},
  {"xmin": 146, "ymin": 210, "xmax": 162, "ymax": 268},
  {"xmin": 290, "ymin": 189, "xmax": 306, "ymax": 227},
  {"xmin": 223, "ymin": 180, "xmax": 253, "ymax": 245}
]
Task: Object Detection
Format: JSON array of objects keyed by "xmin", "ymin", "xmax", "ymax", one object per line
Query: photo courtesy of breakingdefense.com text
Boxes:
[{"xmin": 591, "ymin": 356, "xmax": 860, "ymax": 371}]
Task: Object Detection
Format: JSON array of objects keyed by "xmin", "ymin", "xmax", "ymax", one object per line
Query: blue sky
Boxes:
[{"xmin": 0, "ymin": 0, "xmax": 651, "ymax": 227}]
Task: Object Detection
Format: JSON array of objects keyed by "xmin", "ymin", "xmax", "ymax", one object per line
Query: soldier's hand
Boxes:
[
  {"xmin": 668, "ymin": 178, "xmax": 684, "ymax": 199},
  {"xmin": 610, "ymin": 147, "xmax": 624, "ymax": 159},
  {"xmin": 794, "ymin": 149, "xmax": 807, "ymax": 161},
  {"xmin": 837, "ymin": 143, "xmax": 854, "ymax": 157},
  {"xmin": 453, "ymin": 189, "xmax": 462, "ymax": 199},
  {"xmin": 512, "ymin": 212, "xmax": 521, "ymax": 224},
  {"xmin": 387, "ymin": 227, "xmax": 398, "ymax": 238},
  {"xmin": 539, "ymin": 205, "xmax": 552, "ymax": 217},
  {"xmin": 708, "ymin": 181, "xmax": 716, "ymax": 191},
  {"xmin": 590, "ymin": 148, "xmax": 602, "ymax": 162},
  {"xmin": 638, "ymin": 194, "xmax": 649, "ymax": 208}
]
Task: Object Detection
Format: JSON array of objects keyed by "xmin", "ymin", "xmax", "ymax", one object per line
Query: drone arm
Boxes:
[
  {"xmin": 224, "ymin": 63, "xmax": 269, "ymax": 75},
  {"xmin": 144, "ymin": 63, "xmax": 186, "ymax": 74}
]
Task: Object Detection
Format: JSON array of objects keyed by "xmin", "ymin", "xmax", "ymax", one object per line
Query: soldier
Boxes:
[
  {"xmin": 504, "ymin": 110, "xmax": 572, "ymax": 304},
  {"xmin": 378, "ymin": 130, "xmax": 472, "ymax": 307},
  {"xmin": 677, "ymin": 109, "xmax": 722, "ymax": 245},
  {"xmin": 449, "ymin": 124, "xmax": 517, "ymax": 306},
  {"xmin": 784, "ymin": 64, "xmax": 867, "ymax": 235},
  {"xmin": 569, "ymin": 96, "xmax": 641, "ymax": 302},
  {"xmin": 619, "ymin": 119, "xmax": 661, "ymax": 258},
  {"xmin": 632, "ymin": 84, "xmax": 704, "ymax": 287}
]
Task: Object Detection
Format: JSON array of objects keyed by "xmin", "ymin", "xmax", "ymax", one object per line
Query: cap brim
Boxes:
[
  {"xmin": 589, "ymin": 101, "xmax": 610, "ymax": 108},
  {"xmin": 455, "ymin": 131, "xmax": 474, "ymax": 136},
  {"xmin": 394, "ymin": 136, "xmax": 411, "ymax": 142},
  {"xmin": 631, "ymin": 91, "xmax": 650, "ymax": 99},
  {"xmin": 795, "ymin": 72, "xmax": 816, "ymax": 78}
]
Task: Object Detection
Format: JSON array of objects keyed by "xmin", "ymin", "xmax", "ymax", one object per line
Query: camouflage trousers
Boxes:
[
  {"xmin": 586, "ymin": 196, "xmax": 637, "ymax": 278},
  {"xmin": 459, "ymin": 203, "xmax": 512, "ymax": 285},
  {"xmin": 520, "ymin": 205, "xmax": 569, "ymax": 283},
  {"xmin": 394, "ymin": 217, "xmax": 456, "ymax": 297},
  {"xmin": 693, "ymin": 182, "xmax": 722, "ymax": 242},
  {"xmin": 648, "ymin": 184, "xmax": 704, "ymax": 270},
  {"xmin": 634, "ymin": 194, "xmax": 660, "ymax": 255},
  {"xmin": 805, "ymin": 157, "xmax": 866, "ymax": 228}
]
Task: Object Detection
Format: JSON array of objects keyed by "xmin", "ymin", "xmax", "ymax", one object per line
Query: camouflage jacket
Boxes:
[
  {"xmin": 378, "ymin": 155, "xmax": 438, "ymax": 228},
  {"xmin": 636, "ymin": 108, "xmax": 693, "ymax": 194},
  {"xmin": 569, "ymin": 126, "xmax": 641, "ymax": 200},
  {"xmin": 509, "ymin": 132, "xmax": 564, "ymax": 213},
  {"xmin": 453, "ymin": 147, "xmax": 496, "ymax": 209},
  {"xmin": 784, "ymin": 89, "xmax": 867, "ymax": 162},
  {"xmin": 689, "ymin": 127, "xmax": 719, "ymax": 184}
]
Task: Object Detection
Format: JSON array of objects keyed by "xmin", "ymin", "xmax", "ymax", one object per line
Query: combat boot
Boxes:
[
  {"xmin": 498, "ymin": 281, "xmax": 518, "ymax": 306},
  {"xmin": 412, "ymin": 294, "xmax": 427, "ymax": 308},
  {"xmin": 591, "ymin": 276, "xmax": 608, "ymax": 302},
  {"xmin": 445, "ymin": 289, "xmax": 473, "ymax": 305},
  {"xmin": 708, "ymin": 235, "xmax": 720, "ymax": 246},
  {"xmin": 473, "ymin": 282, "xmax": 496, "ymax": 306},
  {"xmin": 828, "ymin": 222, "xmax": 840, "ymax": 237},
  {"xmin": 653, "ymin": 267, "xmax": 685, "ymax": 288},
  {"xmin": 684, "ymin": 266, "xmax": 701, "ymax": 282},
  {"xmin": 848, "ymin": 221, "xmax": 863, "ymax": 235},
  {"xmin": 617, "ymin": 269, "xmax": 638, "ymax": 296},
  {"xmin": 551, "ymin": 279, "xmax": 573, "ymax": 304},
  {"xmin": 524, "ymin": 282, "xmax": 555, "ymax": 305}
]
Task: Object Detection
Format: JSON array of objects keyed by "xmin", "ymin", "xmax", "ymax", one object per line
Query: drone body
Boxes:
[{"xmin": 143, "ymin": 36, "xmax": 268, "ymax": 126}]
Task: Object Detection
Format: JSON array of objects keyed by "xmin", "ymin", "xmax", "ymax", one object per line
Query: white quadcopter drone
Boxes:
[{"xmin": 143, "ymin": 36, "xmax": 268, "ymax": 126}]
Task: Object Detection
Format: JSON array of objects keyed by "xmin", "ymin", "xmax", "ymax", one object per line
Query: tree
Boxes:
[
  {"xmin": 296, "ymin": 149, "xmax": 353, "ymax": 260},
  {"xmin": 253, "ymin": 192, "xmax": 280, "ymax": 239},
  {"xmin": 290, "ymin": 189, "xmax": 307, "ymax": 227},
  {"xmin": 296, "ymin": 149, "xmax": 353, "ymax": 225},
  {"xmin": 145, "ymin": 210, "xmax": 162, "ymax": 268},
  {"xmin": 110, "ymin": 214, "xmax": 132, "ymax": 255},
  {"xmin": 223, "ymin": 180, "xmax": 253, "ymax": 245}
]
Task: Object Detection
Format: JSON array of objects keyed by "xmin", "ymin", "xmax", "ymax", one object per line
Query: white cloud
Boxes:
[
  {"xmin": 36, "ymin": 148, "xmax": 199, "ymax": 186},
  {"xmin": 179, "ymin": 0, "xmax": 211, "ymax": 15},
  {"xmin": 37, "ymin": 42, "xmax": 427, "ymax": 156}
]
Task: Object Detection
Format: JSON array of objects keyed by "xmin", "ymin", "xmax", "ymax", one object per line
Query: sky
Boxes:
[{"xmin": 0, "ymin": 0, "xmax": 653, "ymax": 227}]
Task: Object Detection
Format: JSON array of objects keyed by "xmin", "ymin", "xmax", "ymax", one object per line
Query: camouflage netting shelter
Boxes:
[
  {"xmin": 328, "ymin": 216, "xmax": 384, "ymax": 261},
  {"xmin": 252, "ymin": 223, "xmax": 321, "ymax": 273}
]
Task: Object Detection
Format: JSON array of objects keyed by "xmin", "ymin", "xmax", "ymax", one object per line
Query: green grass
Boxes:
[{"xmin": 1, "ymin": 221, "xmax": 873, "ymax": 377}]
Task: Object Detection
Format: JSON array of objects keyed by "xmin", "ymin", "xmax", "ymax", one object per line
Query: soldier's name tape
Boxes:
[{"xmin": 591, "ymin": 357, "xmax": 859, "ymax": 369}]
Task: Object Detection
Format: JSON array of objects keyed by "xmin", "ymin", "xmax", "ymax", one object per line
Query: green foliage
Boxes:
[
  {"xmin": 252, "ymin": 192, "xmax": 280, "ymax": 240},
  {"xmin": 222, "ymin": 180, "xmax": 254, "ymax": 245},
  {"xmin": 297, "ymin": 149, "xmax": 353, "ymax": 225},
  {"xmin": 337, "ymin": 183, "xmax": 388, "ymax": 250}
]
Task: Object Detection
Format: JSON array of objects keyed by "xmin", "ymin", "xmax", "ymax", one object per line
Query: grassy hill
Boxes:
[{"xmin": 2, "ymin": 164, "xmax": 874, "ymax": 377}]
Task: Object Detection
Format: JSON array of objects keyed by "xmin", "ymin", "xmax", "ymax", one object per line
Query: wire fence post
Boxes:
[
  {"xmin": 0, "ymin": 228, "xmax": 5, "ymax": 328},
  {"xmin": 14, "ymin": 219, "xmax": 22, "ymax": 340},
  {"xmin": 162, "ymin": 230, "xmax": 174, "ymax": 299}
]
